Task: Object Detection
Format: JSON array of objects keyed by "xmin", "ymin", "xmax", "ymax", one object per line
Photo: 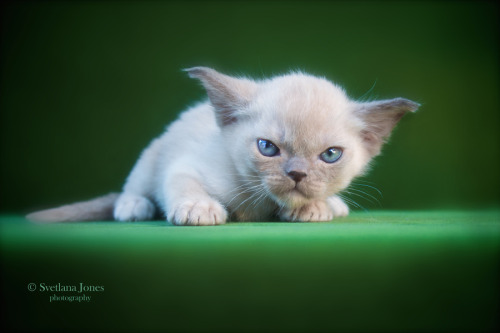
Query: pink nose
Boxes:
[{"xmin": 287, "ymin": 171, "xmax": 307, "ymax": 183}]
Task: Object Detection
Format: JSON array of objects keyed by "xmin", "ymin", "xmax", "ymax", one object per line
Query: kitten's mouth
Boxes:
[
  {"xmin": 279, "ymin": 185, "xmax": 315, "ymax": 206},
  {"xmin": 290, "ymin": 186, "xmax": 307, "ymax": 197},
  {"xmin": 277, "ymin": 188, "xmax": 312, "ymax": 208},
  {"xmin": 266, "ymin": 181, "xmax": 314, "ymax": 207}
]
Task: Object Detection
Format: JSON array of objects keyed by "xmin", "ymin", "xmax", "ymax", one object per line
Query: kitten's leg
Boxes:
[
  {"xmin": 114, "ymin": 193, "xmax": 156, "ymax": 222},
  {"xmin": 279, "ymin": 196, "xmax": 349, "ymax": 222},
  {"xmin": 113, "ymin": 140, "xmax": 160, "ymax": 222},
  {"xmin": 164, "ymin": 174, "xmax": 227, "ymax": 226},
  {"xmin": 327, "ymin": 195, "xmax": 350, "ymax": 217}
]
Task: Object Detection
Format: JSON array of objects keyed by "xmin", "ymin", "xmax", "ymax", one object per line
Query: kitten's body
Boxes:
[
  {"xmin": 115, "ymin": 102, "xmax": 275, "ymax": 223},
  {"xmin": 28, "ymin": 67, "xmax": 418, "ymax": 225}
]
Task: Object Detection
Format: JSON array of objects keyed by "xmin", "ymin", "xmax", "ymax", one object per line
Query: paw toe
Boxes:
[
  {"xmin": 279, "ymin": 201, "xmax": 333, "ymax": 222},
  {"xmin": 169, "ymin": 200, "xmax": 227, "ymax": 226}
]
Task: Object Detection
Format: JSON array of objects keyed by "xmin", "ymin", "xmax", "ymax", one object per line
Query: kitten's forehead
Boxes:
[
  {"xmin": 253, "ymin": 73, "xmax": 360, "ymax": 153},
  {"xmin": 257, "ymin": 73, "xmax": 353, "ymax": 121}
]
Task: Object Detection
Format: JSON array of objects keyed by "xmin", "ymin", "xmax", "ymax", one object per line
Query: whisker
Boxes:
[
  {"xmin": 358, "ymin": 79, "xmax": 378, "ymax": 102},
  {"xmin": 233, "ymin": 185, "xmax": 266, "ymax": 214},
  {"xmin": 344, "ymin": 188, "xmax": 381, "ymax": 206},
  {"xmin": 350, "ymin": 182, "xmax": 383, "ymax": 197},
  {"xmin": 251, "ymin": 188, "xmax": 268, "ymax": 208},
  {"xmin": 224, "ymin": 173, "xmax": 262, "ymax": 179},
  {"xmin": 338, "ymin": 194, "xmax": 367, "ymax": 212},
  {"xmin": 241, "ymin": 187, "xmax": 268, "ymax": 218},
  {"xmin": 226, "ymin": 185, "xmax": 263, "ymax": 207},
  {"xmin": 225, "ymin": 183, "xmax": 265, "ymax": 209},
  {"xmin": 226, "ymin": 181, "xmax": 262, "ymax": 195},
  {"xmin": 275, "ymin": 201, "xmax": 287, "ymax": 216},
  {"xmin": 225, "ymin": 178, "xmax": 263, "ymax": 194}
]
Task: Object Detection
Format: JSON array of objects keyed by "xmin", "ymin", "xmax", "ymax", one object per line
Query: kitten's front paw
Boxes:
[
  {"xmin": 168, "ymin": 199, "xmax": 227, "ymax": 226},
  {"xmin": 327, "ymin": 196, "xmax": 350, "ymax": 217},
  {"xmin": 279, "ymin": 200, "xmax": 334, "ymax": 222},
  {"xmin": 114, "ymin": 194, "xmax": 156, "ymax": 221}
]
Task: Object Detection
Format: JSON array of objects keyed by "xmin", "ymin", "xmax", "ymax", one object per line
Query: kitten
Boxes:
[{"xmin": 27, "ymin": 67, "xmax": 418, "ymax": 225}]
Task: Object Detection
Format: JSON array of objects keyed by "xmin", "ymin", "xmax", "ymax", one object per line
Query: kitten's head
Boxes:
[{"xmin": 186, "ymin": 67, "xmax": 418, "ymax": 208}]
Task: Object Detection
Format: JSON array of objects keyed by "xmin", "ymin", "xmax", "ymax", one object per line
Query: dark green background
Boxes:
[{"xmin": 1, "ymin": 1, "xmax": 499, "ymax": 212}]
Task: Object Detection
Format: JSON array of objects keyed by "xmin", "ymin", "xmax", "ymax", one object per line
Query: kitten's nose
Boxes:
[{"xmin": 287, "ymin": 170, "xmax": 307, "ymax": 183}]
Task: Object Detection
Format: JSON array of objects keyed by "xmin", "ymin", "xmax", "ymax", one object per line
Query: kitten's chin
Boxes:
[{"xmin": 274, "ymin": 189, "xmax": 313, "ymax": 208}]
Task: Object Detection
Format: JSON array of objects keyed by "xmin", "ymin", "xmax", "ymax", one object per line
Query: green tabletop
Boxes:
[{"xmin": 1, "ymin": 210, "xmax": 499, "ymax": 332}]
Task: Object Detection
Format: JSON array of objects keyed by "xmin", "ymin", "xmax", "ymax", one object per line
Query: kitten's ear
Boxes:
[
  {"xmin": 184, "ymin": 67, "xmax": 258, "ymax": 127},
  {"xmin": 355, "ymin": 98, "xmax": 419, "ymax": 156}
]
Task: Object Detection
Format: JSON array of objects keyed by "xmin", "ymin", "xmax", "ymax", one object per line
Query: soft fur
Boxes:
[{"xmin": 27, "ymin": 67, "xmax": 418, "ymax": 225}]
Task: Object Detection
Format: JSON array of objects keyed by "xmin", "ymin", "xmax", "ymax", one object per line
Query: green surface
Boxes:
[{"xmin": 1, "ymin": 211, "xmax": 499, "ymax": 332}]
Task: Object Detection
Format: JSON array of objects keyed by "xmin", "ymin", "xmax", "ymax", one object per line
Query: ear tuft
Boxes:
[
  {"xmin": 183, "ymin": 67, "xmax": 217, "ymax": 80},
  {"xmin": 367, "ymin": 97, "xmax": 420, "ymax": 113}
]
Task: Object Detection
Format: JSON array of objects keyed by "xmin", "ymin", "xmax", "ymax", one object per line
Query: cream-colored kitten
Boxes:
[{"xmin": 28, "ymin": 67, "xmax": 418, "ymax": 225}]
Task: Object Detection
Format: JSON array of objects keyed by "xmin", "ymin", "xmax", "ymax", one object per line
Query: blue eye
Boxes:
[
  {"xmin": 320, "ymin": 147, "xmax": 343, "ymax": 163},
  {"xmin": 257, "ymin": 139, "xmax": 280, "ymax": 157}
]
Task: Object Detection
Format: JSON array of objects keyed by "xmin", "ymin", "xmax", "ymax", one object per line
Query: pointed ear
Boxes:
[
  {"xmin": 184, "ymin": 67, "xmax": 258, "ymax": 127},
  {"xmin": 355, "ymin": 98, "xmax": 419, "ymax": 156}
]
